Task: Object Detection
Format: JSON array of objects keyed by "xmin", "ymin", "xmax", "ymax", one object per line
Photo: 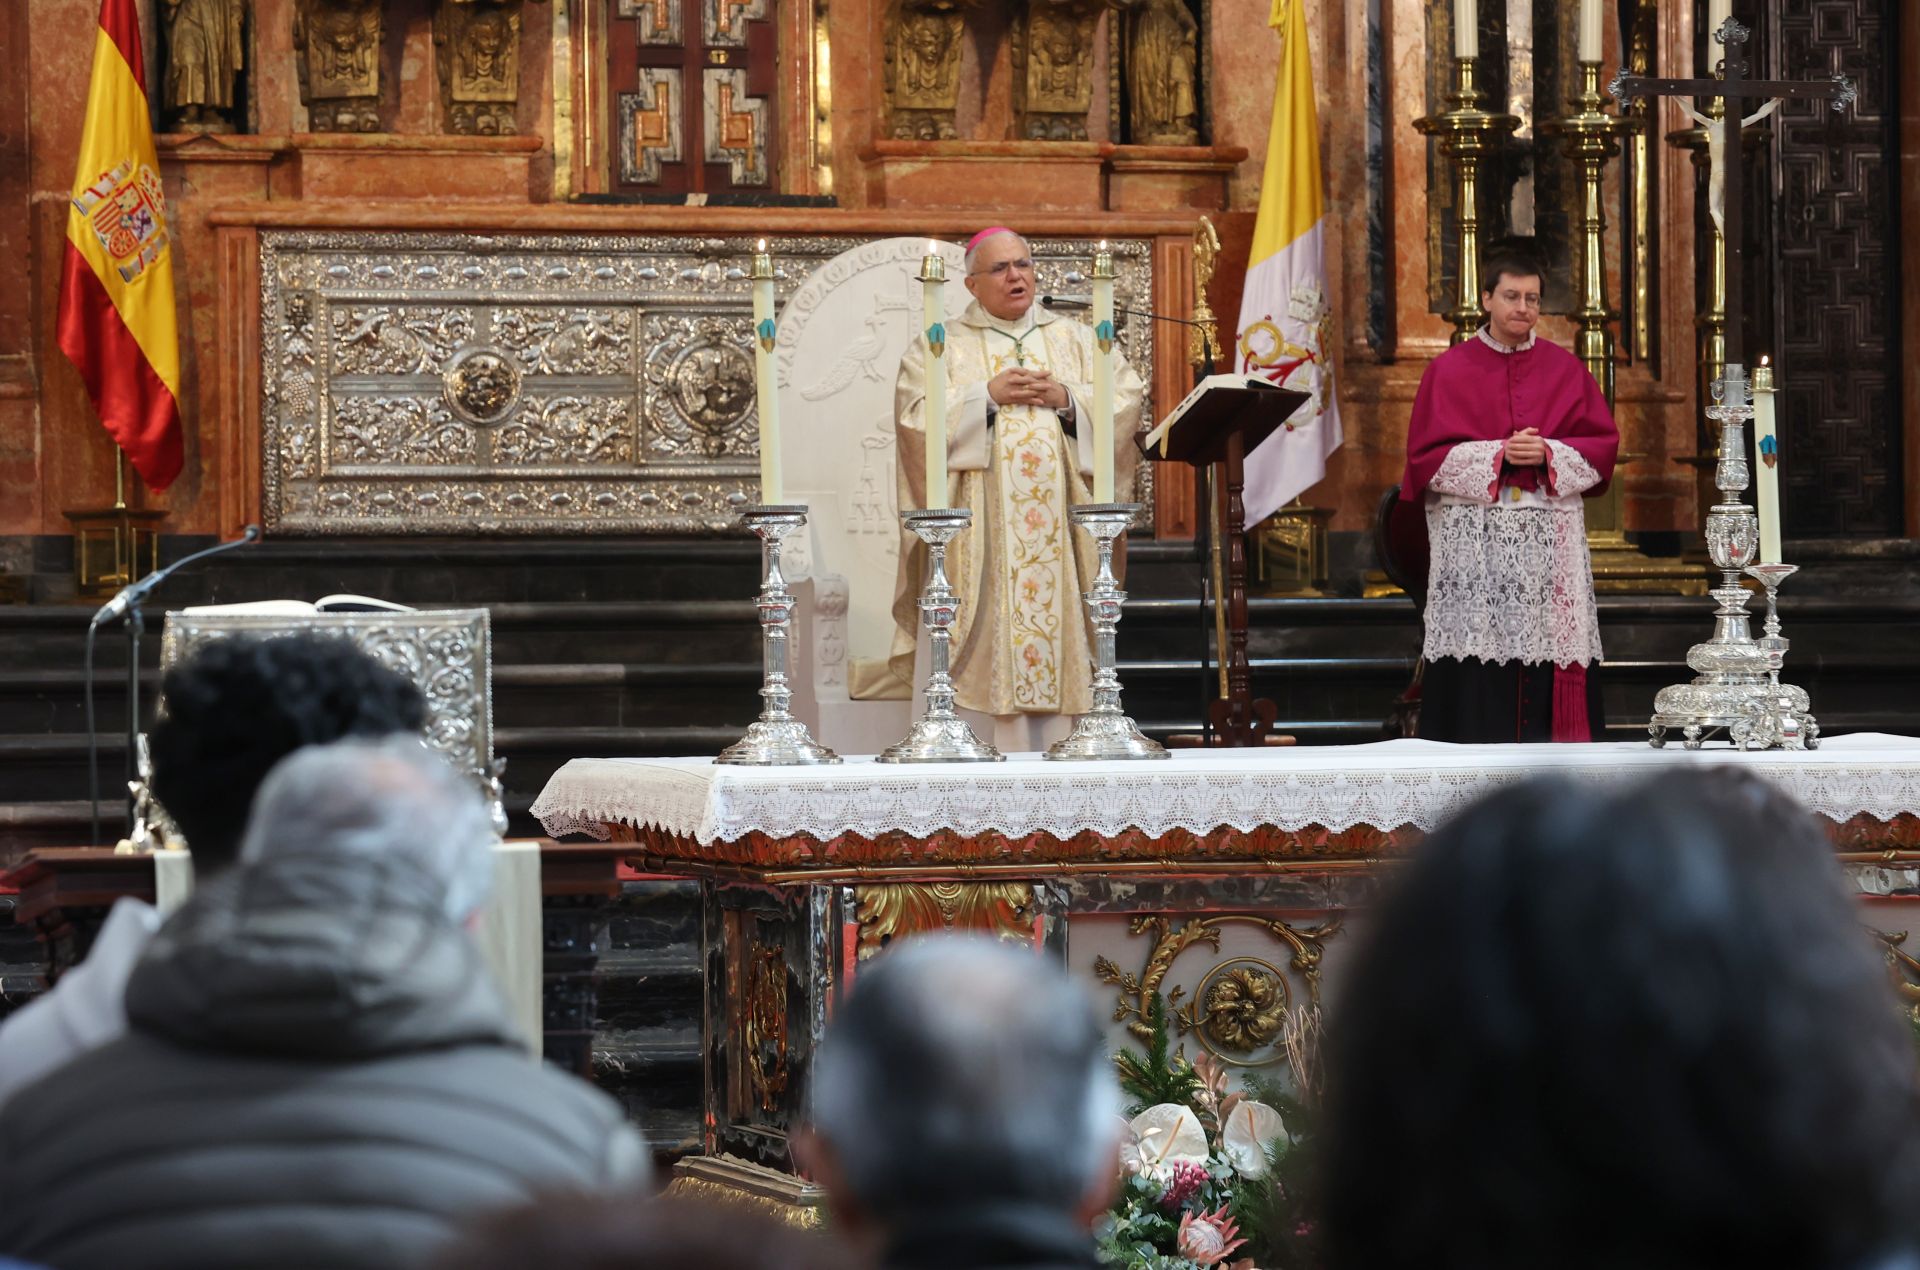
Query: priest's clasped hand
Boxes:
[
  {"xmin": 989, "ymin": 367, "xmax": 1070, "ymax": 412},
  {"xmin": 1503, "ymin": 427, "xmax": 1547, "ymax": 466}
]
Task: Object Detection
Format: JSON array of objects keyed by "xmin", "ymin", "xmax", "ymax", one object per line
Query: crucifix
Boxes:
[{"xmin": 1609, "ymin": 17, "xmax": 1855, "ymax": 376}]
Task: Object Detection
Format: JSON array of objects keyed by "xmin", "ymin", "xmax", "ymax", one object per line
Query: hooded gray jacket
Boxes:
[{"xmin": 0, "ymin": 855, "xmax": 648, "ymax": 1270}]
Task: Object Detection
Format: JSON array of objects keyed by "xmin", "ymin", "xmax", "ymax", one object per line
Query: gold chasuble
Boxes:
[{"xmin": 890, "ymin": 300, "xmax": 1145, "ymax": 718}]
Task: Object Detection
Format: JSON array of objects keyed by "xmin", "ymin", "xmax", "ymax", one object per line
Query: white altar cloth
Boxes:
[{"xmin": 532, "ymin": 734, "xmax": 1920, "ymax": 845}]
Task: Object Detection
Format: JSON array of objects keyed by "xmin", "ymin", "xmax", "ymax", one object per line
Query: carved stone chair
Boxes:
[
  {"xmin": 777, "ymin": 237, "xmax": 970, "ymax": 756},
  {"xmin": 157, "ymin": 605, "xmax": 505, "ymax": 833}
]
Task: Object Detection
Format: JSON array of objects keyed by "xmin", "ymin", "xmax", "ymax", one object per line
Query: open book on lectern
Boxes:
[{"xmin": 1141, "ymin": 373, "xmax": 1305, "ymax": 462}]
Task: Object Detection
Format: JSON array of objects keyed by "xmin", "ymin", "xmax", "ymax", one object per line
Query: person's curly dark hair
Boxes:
[
  {"xmin": 148, "ymin": 633, "xmax": 428, "ymax": 871},
  {"xmin": 1322, "ymin": 767, "xmax": 1920, "ymax": 1270}
]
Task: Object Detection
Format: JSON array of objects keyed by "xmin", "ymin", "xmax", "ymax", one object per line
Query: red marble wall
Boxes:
[{"xmin": 3, "ymin": 0, "xmax": 1908, "ymax": 543}]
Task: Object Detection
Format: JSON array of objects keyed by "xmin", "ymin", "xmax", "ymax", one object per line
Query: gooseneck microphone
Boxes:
[
  {"xmin": 1039, "ymin": 296, "xmax": 1217, "ymax": 376},
  {"xmin": 87, "ymin": 524, "xmax": 264, "ymax": 845}
]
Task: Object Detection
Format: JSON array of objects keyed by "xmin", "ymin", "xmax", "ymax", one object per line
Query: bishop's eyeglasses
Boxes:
[{"xmin": 973, "ymin": 257, "xmax": 1035, "ymax": 278}]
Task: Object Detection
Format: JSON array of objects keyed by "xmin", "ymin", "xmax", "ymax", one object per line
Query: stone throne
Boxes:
[{"xmin": 776, "ymin": 238, "xmax": 971, "ymax": 756}]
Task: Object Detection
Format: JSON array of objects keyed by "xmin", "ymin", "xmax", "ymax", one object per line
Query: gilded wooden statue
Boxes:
[
  {"xmin": 1123, "ymin": 0, "xmax": 1198, "ymax": 145},
  {"xmin": 162, "ymin": 0, "xmax": 247, "ymax": 133},
  {"xmin": 436, "ymin": 0, "xmax": 529, "ymax": 135}
]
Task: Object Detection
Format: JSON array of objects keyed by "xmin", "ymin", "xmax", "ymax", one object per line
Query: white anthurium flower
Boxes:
[
  {"xmin": 1220, "ymin": 1099, "xmax": 1287, "ymax": 1178},
  {"xmin": 1127, "ymin": 1103, "xmax": 1210, "ymax": 1168}
]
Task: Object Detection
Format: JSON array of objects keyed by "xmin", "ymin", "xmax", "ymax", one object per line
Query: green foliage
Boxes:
[{"xmin": 1112, "ymin": 991, "xmax": 1203, "ymax": 1115}]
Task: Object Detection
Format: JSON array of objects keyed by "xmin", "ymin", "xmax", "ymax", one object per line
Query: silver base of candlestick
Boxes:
[
  {"xmin": 877, "ymin": 508, "xmax": 1004, "ymax": 764},
  {"xmin": 1647, "ymin": 387, "xmax": 1817, "ymax": 751},
  {"xmin": 1048, "ymin": 503, "xmax": 1167, "ymax": 761},
  {"xmin": 716, "ymin": 505, "xmax": 842, "ymax": 767}
]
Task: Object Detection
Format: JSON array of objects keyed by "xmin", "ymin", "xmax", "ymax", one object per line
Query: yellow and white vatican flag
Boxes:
[{"xmin": 1235, "ymin": 0, "xmax": 1341, "ymax": 524}]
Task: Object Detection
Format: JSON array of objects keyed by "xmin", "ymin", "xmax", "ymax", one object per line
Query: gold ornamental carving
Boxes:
[
  {"xmin": 852, "ymin": 882, "xmax": 1036, "ymax": 960},
  {"xmin": 1013, "ymin": 0, "xmax": 1102, "ymax": 141},
  {"xmin": 1120, "ymin": 0, "xmax": 1198, "ymax": 145},
  {"xmin": 442, "ymin": 347, "xmax": 522, "ymax": 425},
  {"xmin": 162, "ymin": 0, "xmax": 246, "ymax": 133},
  {"xmin": 1190, "ymin": 216, "xmax": 1221, "ymax": 370},
  {"xmin": 886, "ymin": 1, "xmax": 974, "ymax": 141},
  {"xmin": 1094, "ymin": 912, "xmax": 1342, "ymax": 1068},
  {"xmin": 294, "ymin": 0, "xmax": 382, "ymax": 132},
  {"xmin": 744, "ymin": 941, "xmax": 790, "ymax": 1114}
]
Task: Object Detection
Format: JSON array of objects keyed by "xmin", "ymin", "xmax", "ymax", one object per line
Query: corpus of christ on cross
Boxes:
[{"xmin": 1609, "ymin": 17, "xmax": 1856, "ymax": 392}]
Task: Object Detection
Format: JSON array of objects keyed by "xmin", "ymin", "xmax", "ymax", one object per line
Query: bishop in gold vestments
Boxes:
[{"xmin": 889, "ymin": 229, "xmax": 1145, "ymax": 741}]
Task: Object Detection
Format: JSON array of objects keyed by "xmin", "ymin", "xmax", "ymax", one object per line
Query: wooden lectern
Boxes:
[{"xmin": 1144, "ymin": 376, "xmax": 1312, "ymax": 746}]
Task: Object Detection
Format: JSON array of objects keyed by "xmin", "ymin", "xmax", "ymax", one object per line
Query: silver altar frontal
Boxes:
[
  {"xmin": 877, "ymin": 507, "xmax": 1003, "ymax": 764},
  {"xmin": 715, "ymin": 505, "xmax": 841, "ymax": 767},
  {"xmin": 1648, "ymin": 367, "xmax": 1818, "ymax": 750},
  {"xmin": 1046, "ymin": 503, "xmax": 1166, "ymax": 761}
]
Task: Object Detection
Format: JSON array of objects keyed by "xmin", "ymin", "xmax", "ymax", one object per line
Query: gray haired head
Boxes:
[
  {"xmin": 808, "ymin": 934, "xmax": 1119, "ymax": 1221},
  {"xmin": 239, "ymin": 736, "xmax": 495, "ymax": 922},
  {"xmin": 963, "ymin": 228, "xmax": 1028, "ymax": 277}
]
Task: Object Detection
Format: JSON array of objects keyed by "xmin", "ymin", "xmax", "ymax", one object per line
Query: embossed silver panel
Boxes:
[
  {"xmin": 157, "ymin": 608, "xmax": 502, "ymax": 823},
  {"xmin": 260, "ymin": 231, "xmax": 1156, "ymax": 535}
]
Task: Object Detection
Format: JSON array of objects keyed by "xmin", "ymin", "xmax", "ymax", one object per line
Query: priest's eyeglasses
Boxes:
[{"xmin": 974, "ymin": 257, "xmax": 1035, "ymax": 277}]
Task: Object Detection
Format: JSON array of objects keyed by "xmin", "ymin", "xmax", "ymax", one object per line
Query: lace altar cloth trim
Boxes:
[{"xmin": 531, "ymin": 735, "xmax": 1920, "ymax": 845}]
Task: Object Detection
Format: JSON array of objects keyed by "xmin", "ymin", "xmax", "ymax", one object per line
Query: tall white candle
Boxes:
[
  {"xmin": 921, "ymin": 243, "xmax": 949, "ymax": 510},
  {"xmin": 1091, "ymin": 241, "xmax": 1115, "ymax": 504},
  {"xmin": 1454, "ymin": 0, "xmax": 1477, "ymax": 60},
  {"xmin": 1578, "ymin": 0, "xmax": 1604, "ymax": 63},
  {"xmin": 751, "ymin": 240, "xmax": 782, "ymax": 504},
  {"xmin": 1708, "ymin": 0, "xmax": 1731, "ymax": 37},
  {"xmin": 1752, "ymin": 359, "xmax": 1781, "ymax": 564}
]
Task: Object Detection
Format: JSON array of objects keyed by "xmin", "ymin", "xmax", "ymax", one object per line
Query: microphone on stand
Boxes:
[
  {"xmin": 87, "ymin": 524, "xmax": 264, "ymax": 846},
  {"xmin": 1040, "ymin": 295, "xmax": 1217, "ymax": 376},
  {"xmin": 1041, "ymin": 295, "xmax": 1225, "ymax": 742}
]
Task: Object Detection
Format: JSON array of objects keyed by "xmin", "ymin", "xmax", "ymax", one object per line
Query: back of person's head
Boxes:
[
  {"xmin": 1479, "ymin": 235, "xmax": 1546, "ymax": 295},
  {"xmin": 805, "ymin": 934, "xmax": 1118, "ymax": 1228},
  {"xmin": 240, "ymin": 736, "xmax": 493, "ymax": 923},
  {"xmin": 1323, "ymin": 769, "xmax": 1920, "ymax": 1270},
  {"xmin": 431, "ymin": 1194, "xmax": 849, "ymax": 1270},
  {"xmin": 149, "ymin": 633, "xmax": 427, "ymax": 869}
]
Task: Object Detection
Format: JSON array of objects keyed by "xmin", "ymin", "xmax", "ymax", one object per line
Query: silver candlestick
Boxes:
[
  {"xmin": 1047, "ymin": 503, "xmax": 1167, "ymax": 761},
  {"xmin": 716, "ymin": 505, "xmax": 841, "ymax": 766},
  {"xmin": 1741, "ymin": 562, "xmax": 1818, "ymax": 749},
  {"xmin": 1648, "ymin": 369, "xmax": 1814, "ymax": 750},
  {"xmin": 877, "ymin": 508, "xmax": 1004, "ymax": 764}
]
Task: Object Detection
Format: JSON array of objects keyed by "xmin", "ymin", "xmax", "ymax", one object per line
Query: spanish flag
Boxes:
[
  {"xmin": 1234, "ymin": 0, "xmax": 1341, "ymax": 524},
  {"xmin": 57, "ymin": 0, "xmax": 183, "ymax": 491}
]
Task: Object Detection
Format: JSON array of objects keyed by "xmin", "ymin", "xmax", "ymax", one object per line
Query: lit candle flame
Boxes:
[
  {"xmin": 926, "ymin": 240, "xmax": 939, "ymax": 256},
  {"xmin": 1760, "ymin": 354, "xmax": 1770, "ymax": 366},
  {"xmin": 1098, "ymin": 239, "xmax": 1109, "ymax": 252},
  {"xmin": 756, "ymin": 238, "xmax": 768, "ymax": 253}
]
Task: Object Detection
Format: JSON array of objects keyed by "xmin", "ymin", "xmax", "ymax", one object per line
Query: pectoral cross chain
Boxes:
[{"xmin": 1609, "ymin": 18, "xmax": 1854, "ymax": 367}]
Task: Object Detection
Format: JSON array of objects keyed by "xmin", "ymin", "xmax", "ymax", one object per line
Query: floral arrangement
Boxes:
[{"xmin": 1096, "ymin": 994, "xmax": 1325, "ymax": 1270}]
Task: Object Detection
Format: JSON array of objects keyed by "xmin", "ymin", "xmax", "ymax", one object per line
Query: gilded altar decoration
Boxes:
[
  {"xmin": 744, "ymin": 941, "xmax": 790, "ymax": 1113},
  {"xmin": 294, "ymin": 0, "xmax": 382, "ymax": 132},
  {"xmin": 703, "ymin": 68, "xmax": 769, "ymax": 186},
  {"xmin": 886, "ymin": 2, "xmax": 970, "ymax": 140},
  {"xmin": 618, "ymin": 0, "xmax": 682, "ymax": 43},
  {"xmin": 1190, "ymin": 216, "xmax": 1221, "ymax": 369},
  {"xmin": 1122, "ymin": 0, "xmax": 1199, "ymax": 145},
  {"xmin": 443, "ymin": 347, "xmax": 523, "ymax": 425},
  {"xmin": 436, "ymin": 0, "xmax": 532, "ymax": 136},
  {"xmin": 1192, "ymin": 960, "xmax": 1286, "ymax": 1053},
  {"xmin": 852, "ymin": 882, "xmax": 1036, "ymax": 959},
  {"xmin": 1094, "ymin": 912, "xmax": 1341, "ymax": 1068},
  {"xmin": 1014, "ymin": 0, "xmax": 1101, "ymax": 140},
  {"xmin": 162, "ymin": 0, "xmax": 246, "ymax": 133}
]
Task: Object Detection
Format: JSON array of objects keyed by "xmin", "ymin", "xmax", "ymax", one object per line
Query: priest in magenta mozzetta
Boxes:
[
  {"xmin": 1400, "ymin": 241, "xmax": 1620, "ymax": 743},
  {"xmin": 888, "ymin": 227, "xmax": 1145, "ymax": 754}
]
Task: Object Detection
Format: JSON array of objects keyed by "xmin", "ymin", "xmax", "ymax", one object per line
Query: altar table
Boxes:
[{"xmin": 533, "ymin": 734, "xmax": 1920, "ymax": 1192}]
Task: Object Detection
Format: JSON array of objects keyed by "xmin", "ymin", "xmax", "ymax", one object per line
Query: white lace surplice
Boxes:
[{"xmin": 1422, "ymin": 437, "xmax": 1605, "ymax": 668}]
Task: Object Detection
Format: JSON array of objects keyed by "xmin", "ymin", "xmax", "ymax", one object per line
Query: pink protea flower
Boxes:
[
  {"xmin": 1176, "ymin": 1205, "xmax": 1248, "ymax": 1266},
  {"xmin": 1159, "ymin": 1159, "xmax": 1210, "ymax": 1210}
]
